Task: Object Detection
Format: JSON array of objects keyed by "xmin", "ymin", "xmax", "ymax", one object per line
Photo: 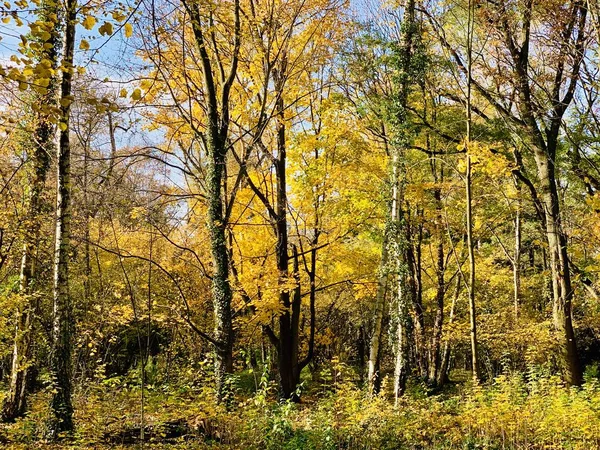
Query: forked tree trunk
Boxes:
[{"xmin": 184, "ymin": 0, "xmax": 240, "ymax": 399}]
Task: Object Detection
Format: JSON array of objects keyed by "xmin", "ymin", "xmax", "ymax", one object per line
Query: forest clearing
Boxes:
[{"xmin": 1, "ymin": 0, "xmax": 600, "ymax": 448}]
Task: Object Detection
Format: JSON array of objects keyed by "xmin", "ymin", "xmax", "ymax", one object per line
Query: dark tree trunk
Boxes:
[
  {"xmin": 407, "ymin": 213, "xmax": 427, "ymax": 378},
  {"xmin": 184, "ymin": 0, "xmax": 241, "ymax": 399},
  {"xmin": 428, "ymin": 186, "xmax": 445, "ymax": 386}
]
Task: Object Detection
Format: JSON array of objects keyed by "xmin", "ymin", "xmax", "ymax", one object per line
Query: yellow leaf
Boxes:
[
  {"xmin": 59, "ymin": 122, "xmax": 67, "ymax": 131},
  {"xmin": 124, "ymin": 22, "xmax": 133, "ymax": 38},
  {"xmin": 79, "ymin": 39, "xmax": 90, "ymax": 50},
  {"xmin": 111, "ymin": 11, "xmax": 127, "ymax": 22},
  {"xmin": 119, "ymin": 88, "xmax": 128, "ymax": 98},
  {"xmin": 130, "ymin": 88, "xmax": 142, "ymax": 101},
  {"xmin": 82, "ymin": 15, "xmax": 96, "ymax": 30},
  {"xmin": 98, "ymin": 22, "xmax": 113, "ymax": 36}
]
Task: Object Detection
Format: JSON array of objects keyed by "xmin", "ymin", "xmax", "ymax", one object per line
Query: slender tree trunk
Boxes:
[
  {"xmin": 439, "ymin": 276, "xmax": 462, "ymax": 386},
  {"xmin": 429, "ymin": 186, "xmax": 445, "ymax": 386},
  {"xmin": 391, "ymin": 151, "xmax": 410, "ymax": 402},
  {"xmin": 368, "ymin": 238, "xmax": 388, "ymax": 393},
  {"xmin": 269, "ymin": 61, "xmax": 307, "ymax": 399},
  {"xmin": 407, "ymin": 216, "xmax": 426, "ymax": 377},
  {"xmin": 2, "ymin": 0, "xmax": 60, "ymax": 423},
  {"xmin": 48, "ymin": 0, "xmax": 76, "ymax": 436},
  {"xmin": 393, "ymin": 269, "xmax": 410, "ymax": 402},
  {"xmin": 513, "ymin": 185, "xmax": 521, "ymax": 319},
  {"xmin": 465, "ymin": 0, "xmax": 478, "ymax": 383}
]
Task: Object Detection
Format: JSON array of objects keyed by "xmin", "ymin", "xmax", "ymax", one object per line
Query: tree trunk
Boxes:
[
  {"xmin": 2, "ymin": 0, "xmax": 60, "ymax": 423},
  {"xmin": 390, "ymin": 150, "xmax": 411, "ymax": 401},
  {"xmin": 368, "ymin": 237, "xmax": 388, "ymax": 393},
  {"xmin": 534, "ymin": 151, "xmax": 581, "ymax": 385},
  {"xmin": 465, "ymin": 0, "xmax": 478, "ymax": 383},
  {"xmin": 428, "ymin": 186, "xmax": 445, "ymax": 386},
  {"xmin": 207, "ymin": 131, "xmax": 234, "ymax": 398},
  {"xmin": 267, "ymin": 62, "xmax": 310, "ymax": 399},
  {"xmin": 393, "ymin": 273, "xmax": 410, "ymax": 403},
  {"xmin": 513, "ymin": 184, "xmax": 521, "ymax": 319},
  {"xmin": 48, "ymin": 0, "xmax": 76, "ymax": 436},
  {"xmin": 438, "ymin": 276, "xmax": 462, "ymax": 386},
  {"xmin": 185, "ymin": 0, "xmax": 240, "ymax": 400},
  {"xmin": 407, "ymin": 215, "xmax": 427, "ymax": 378}
]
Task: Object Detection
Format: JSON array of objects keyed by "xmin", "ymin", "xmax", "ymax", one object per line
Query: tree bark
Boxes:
[
  {"xmin": 48, "ymin": 0, "xmax": 76, "ymax": 436},
  {"xmin": 438, "ymin": 276, "xmax": 462, "ymax": 386},
  {"xmin": 535, "ymin": 151, "xmax": 581, "ymax": 384},
  {"xmin": 513, "ymin": 183, "xmax": 522, "ymax": 319},
  {"xmin": 368, "ymin": 237, "xmax": 388, "ymax": 393},
  {"xmin": 407, "ymin": 214, "xmax": 427, "ymax": 378},
  {"xmin": 2, "ymin": 0, "xmax": 60, "ymax": 423},
  {"xmin": 428, "ymin": 186, "xmax": 445, "ymax": 386},
  {"xmin": 465, "ymin": 0, "xmax": 479, "ymax": 383},
  {"xmin": 184, "ymin": 0, "xmax": 241, "ymax": 399}
]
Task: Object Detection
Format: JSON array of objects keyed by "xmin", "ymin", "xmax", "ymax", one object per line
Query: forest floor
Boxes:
[{"xmin": 1, "ymin": 368, "xmax": 600, "ymax": 449}]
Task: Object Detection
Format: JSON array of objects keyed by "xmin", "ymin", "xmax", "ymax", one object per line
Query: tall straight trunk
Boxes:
[
  {"xmin": 48, "ymin": 0, "xmax": 76, "ymax": 436},
  {"xmin": 271, "ymin": 65, "xmax": 312, "ymax": 399},
  {"xmin": 274, "ymin": 114, "xmax": 299, "ymax": 398},
  {"xmin": 512, "ymin": 0, "xmax": 584, "ymax": 382},
  {"xmin": 438, "ymin": 275, "xmax": 462, "ymax": 386},
  {"xmin": 391, "ymin": 151, "xmax": 410, "ymax": 401},
  {"xmin": 496, "ymin": 0, "xmax": 584, "ymax": 385},
  {"xmin": 244, "ymin": 53, "xmax": 316, "ymax": 399},
  {"xmin": 465, "ymin": 0, "xmax": 478, "ymax": 383},
  {"xmin": 389, "ymin": 0, "xmax": 417, "ymax": 402},
  {"xmin": 207, "ymin": 131, "xmax": 234, "ymax": 398},
  {"xmin": 393, "ymin": 276, "xmax": 410, "ymax": 402},
  {"xmin": 368, "ymin": 125, "xmax": 391, "ymax": 394},
  {"xmin": 407, "ymin": 216, "xmax": 426, "ymax": 377},
  {"xmin": 368, "ymin": 237, "xmax": 388, "ymax": 393},
  {"xmin": 513, "ymin": 185, "xmax": 521, "ymax": 319},
  {"xmin": 535, "ymin": 151, "xmax": 581, "ymax": 384},
  {"xmin": 2, "ymin": 0, "xmax": 60, "ymax": 423},
  {"xmin": 428, "ymin": 186, "xmax": 445, "ymax": 386}
]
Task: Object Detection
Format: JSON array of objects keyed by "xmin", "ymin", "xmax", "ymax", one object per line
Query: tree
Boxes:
[
  {"xmin": 48, "ymin": 0, "xmax": 77, "ymax": 435},
  {"xmin": 2, "ymin": 0, "xmax": 62, "ymax": 422},
  {"xmin": 138, "ymin": 0, "xmax": 242, "ymax": 399},
  {"xmin": 427, "ymin": 0, "xmax": 588, "ymax": 385}
]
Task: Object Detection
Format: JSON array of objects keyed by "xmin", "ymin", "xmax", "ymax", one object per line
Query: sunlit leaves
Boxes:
[
  {"xmin": 98, "ymin": 21, "xmax": 113, "ymax": 36},
  {"xmin": 82, "ymin": 15, "xmax": 96, "ymax": 30},
  {"xmin": 124, "ymin": 22, "xmax": 133, "ymax": 38}
]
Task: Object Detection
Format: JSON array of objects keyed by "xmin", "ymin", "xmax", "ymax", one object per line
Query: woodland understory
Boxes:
[{"xmin": 2, "ymin": 0, "xmax": 600, "ymax": 448}]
